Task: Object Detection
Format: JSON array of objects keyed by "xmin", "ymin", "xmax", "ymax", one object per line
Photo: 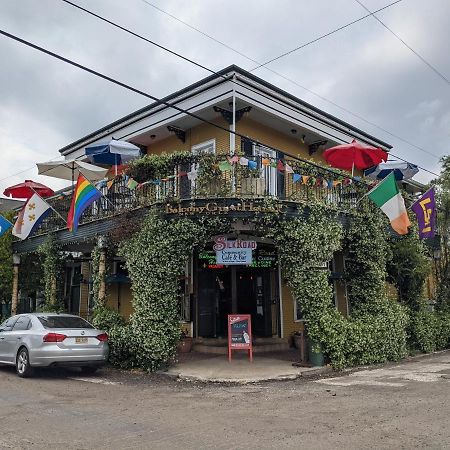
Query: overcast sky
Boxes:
[{"xmin": 0, "ymin": 0, "xmax": 448, "ymax": 195}]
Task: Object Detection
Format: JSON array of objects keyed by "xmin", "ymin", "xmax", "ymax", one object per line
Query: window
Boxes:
[
  {"xmin": 0, "ymin": 316, "xmax": 18, "ymax": 331},
  {"xmin": 13, "ymin": 316, "xmax": 31, "ymax": 331},
  {"xmin": 38, "ymin": 316, "xmax": 93, "ymax": 329},
  {"xmin": 191, "ymin": 139, "xmax": 216, "ymax": 155}
]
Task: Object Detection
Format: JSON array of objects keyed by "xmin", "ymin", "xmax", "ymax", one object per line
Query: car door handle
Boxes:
[
  {"xmin": 0, "ymin": 337, "xmax": 4, "ymax": 340},
  {"xmin": 17, "ymin": 337, "xmax": 21, "ymax": 340}
]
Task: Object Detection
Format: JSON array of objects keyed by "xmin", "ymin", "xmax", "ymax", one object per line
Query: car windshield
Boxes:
[{"xmin": 38, "ymin": 316, "xmax": 94, "ymax": 329}]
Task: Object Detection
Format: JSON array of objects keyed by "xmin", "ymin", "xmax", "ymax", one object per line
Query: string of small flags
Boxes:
[{"xmin": 102, "ymin": 156, "xmax": 359, "ymax": 191}]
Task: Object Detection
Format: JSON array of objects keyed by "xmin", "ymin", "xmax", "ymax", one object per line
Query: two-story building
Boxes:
[{"xmin": 12, "ymin": 65, "xmax": 393, "ymax": 352}]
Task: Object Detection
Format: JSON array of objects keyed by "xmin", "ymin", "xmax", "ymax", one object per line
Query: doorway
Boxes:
[{"xmin": 196, "ymin": 261, "xmax": 277, "ymax": 338}]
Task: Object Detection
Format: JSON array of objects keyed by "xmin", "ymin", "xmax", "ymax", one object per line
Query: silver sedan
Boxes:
[{"xmin": 0, "ymin": 313, "xmax": 109, "ymax": 377}]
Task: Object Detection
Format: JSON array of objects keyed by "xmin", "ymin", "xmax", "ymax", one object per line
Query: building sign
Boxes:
[
  {"xmin": 213, "ymin": 236, "xmax": 257, "ymax": 266},
  {"xmin": 228, "ymin": 314, "xmax": 253, "ymax": 362},
  {"xmin": 165, "ymin": 201, "xmax": 284, "ymax": 216},
  {"xmin": 198, "ymin": 248, "xmax": 277, "ymax": 269}
]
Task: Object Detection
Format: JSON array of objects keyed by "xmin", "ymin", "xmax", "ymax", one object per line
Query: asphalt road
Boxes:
[{"xmin": 0, "ymin": 352, "xmax": 449, "ymax": 450}]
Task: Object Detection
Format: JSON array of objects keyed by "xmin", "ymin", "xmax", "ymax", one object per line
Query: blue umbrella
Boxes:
[
  {"xmin": 364, "ymin": 162, "xmax": 419, "ymax": 181},
  {"xmin": 85, "ymin": 139, "xmax": 140, "ymax": 166}
]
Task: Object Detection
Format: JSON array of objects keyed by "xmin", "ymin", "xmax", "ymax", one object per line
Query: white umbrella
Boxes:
[{"xmin": 37, "ymin": 159, "xmax": 109, "ymax": 182}]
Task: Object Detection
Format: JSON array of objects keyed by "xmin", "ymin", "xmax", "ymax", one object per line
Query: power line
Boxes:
[
  {"xmin": 249, "ymin": 0, "xmax": 404, "ymax": 71},
  {"xmin": 354, "ymin": 0, "xmax": 449, "ymax": 85},
  {"xmin": 0, "ymin": 28, "xmax": 371, "ymax": 184},
  {"xmin": 136, "ymin": 0, "xmax": 442, "ymax": 160},
  {"xmin": 0, "ymin": 2, "xmax": 440, "ymax": 184}
]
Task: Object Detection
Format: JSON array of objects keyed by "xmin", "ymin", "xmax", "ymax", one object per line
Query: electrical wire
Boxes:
[
  {"xmin": 58, "ymin": 0, "xmax": 443, "ymax": 173},
  {"xmin": 248, "ymin": 0, "xmax": 404, "ymax": 71},
  {"xmin": 135, "ymin": 0, "xmax": 442, "ymax": 161},
  {"xmin": 0, "ymin": 27, "xmax": 371, "ymax": 183},
  {"xmin": 354, "ymin": 0, "xmax": 449, "ymax": 85}
]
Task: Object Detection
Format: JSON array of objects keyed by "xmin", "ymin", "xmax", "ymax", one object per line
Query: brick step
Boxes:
[{"xmin": 193, "ymin": 341, "xmax": 290, "ymax": 355}]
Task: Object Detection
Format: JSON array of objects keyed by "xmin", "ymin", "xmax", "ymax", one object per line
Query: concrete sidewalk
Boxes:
[{"xmin": 165, "ymin": 353, "xmax": 329, "ymax": 383}]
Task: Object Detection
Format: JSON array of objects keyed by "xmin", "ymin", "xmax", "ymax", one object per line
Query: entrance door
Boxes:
[
  {"xmin": 236, "ymin": 269, "xmax": 272, "ymax": 337},
  {"xmin": 197, "ymin": 269, "xmax": 231, "ymax": 338}
]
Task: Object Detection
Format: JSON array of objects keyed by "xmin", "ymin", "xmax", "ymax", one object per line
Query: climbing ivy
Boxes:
[{"xmin": 37, "ymin": 235, "xmax": 65, "ymax": 312}]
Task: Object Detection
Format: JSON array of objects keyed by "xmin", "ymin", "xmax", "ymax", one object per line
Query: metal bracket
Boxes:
[
  {"xmin": 213, "ymin": 106, "xmax": 252, "ymax": 124},
  {"xmin": 167, "ymin": 126, "xmax": 186, "ymax": 143},
  {"xmin": 308, "ymin": 140, "xmax": 328, "ymax": 156}
]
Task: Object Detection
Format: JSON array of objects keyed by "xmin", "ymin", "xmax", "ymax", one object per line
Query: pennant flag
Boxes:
[
  {"xmin": 277, "ymin": 160, "xmax": 285, "ymax": 172},
  {"xmin": 327, "ymin": 180, "xmax": 333, "ymax": 189},
  {"xmin": 293, "ymin": 173, "xmax": 302, "ymax": 183},
  {"xmin": 0, "ymin": 215, "xmax": 13, "ymax": 238},
  {"xmin": 67, "ymin": 174, "xmax": 102, "ymax": 233},
  {"xmin": 316, "ymin": 178, "xmax": 322, "ymax": 187},
  {"xmin": 262, "ymin": 158, "xmax": 270, "ymax": 167},
  {"xmin": 411, "ymin": 188, "xmax": 436, "ymax": 239},
  {"xmin": 12, "ymin": 193, "xmax": 52, "ymax": 240},
  {"xmin": 285, "ymin": 162, "xmax": 294, "ymax": 174},
  {"xmin": 219, "ymin": 160, "xmax": 232, "ymax": 172},
  {"xmin": 126, "ymin": 177, "xmax": 138, "ymax": 190},
  {"xmin": 96, "ymin": 180, "xmax": 107, "ymax": 189},
  {"xmin": 248, "ymin": 160, "xmax": 258, "ymax": 170},
  {"xmin": 333, "ymin": 180, "xmax": 342, "ymax": 187},
  {"xmin": 187, "ymin": 170, "xmax": 198, "ymax": 181},
  {"xmin": 302, "ymin": 176, "xmax": 310, "ymax": 185},
  {"xmin": 227, "ymin": 155, "xmax": 239, "ymax": 164},
  {"xmin": 106, "ymin": 179, "xmax": 115, "ymax": 190},
  {"xmin": 322, "ymin": 179, "xmax": 328, "ymax": 188},
  {"xmin": 239, "ymin": 157, "xmax": 249, "ymax": 166},
  {"xmin": 368, "ymin": 173, "xmax": 411, "ymax": 235},
  {"xmin": 270, "ymin": 162, "xmax": 278, "ymax": 168}
]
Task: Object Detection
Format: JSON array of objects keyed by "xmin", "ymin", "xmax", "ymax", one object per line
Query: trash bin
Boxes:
[{"xmin": 308, "ymin": 339, "xmax": 325, "ymax": 367}]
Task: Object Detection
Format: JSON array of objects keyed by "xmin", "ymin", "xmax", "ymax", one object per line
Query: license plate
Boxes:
[{"xmin": 75, "ymin": 337, "xmax": 88, "ymax": 344}]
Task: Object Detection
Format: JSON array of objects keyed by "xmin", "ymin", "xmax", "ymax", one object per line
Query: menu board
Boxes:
[
  {"xmin": 199, "ymin": 249, "xmax": 277, "ymax": 269},
  {"xmin": 228, "ymin": 314, "xmax": 253, "ymax": 362}
]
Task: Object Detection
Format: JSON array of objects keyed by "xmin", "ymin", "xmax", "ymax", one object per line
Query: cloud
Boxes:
[{"xmin": 0, "ymin": 0, "xmax": 448, "ymax": 195}]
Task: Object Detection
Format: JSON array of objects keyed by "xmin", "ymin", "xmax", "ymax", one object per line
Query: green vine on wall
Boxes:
[{"xmin": 37, "ymin": 235, "xmax": 65, "ymax": 312}]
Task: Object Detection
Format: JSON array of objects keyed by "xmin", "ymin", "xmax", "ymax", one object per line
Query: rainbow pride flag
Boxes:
[{"xmin": 67, "ymin": 174, "xmax": 102, "ymax": 232}]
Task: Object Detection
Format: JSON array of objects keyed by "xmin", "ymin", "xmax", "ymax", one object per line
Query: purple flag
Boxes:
[{"xmin": 411, "ymin": 188, "xmax": 436, "ymax": 239}]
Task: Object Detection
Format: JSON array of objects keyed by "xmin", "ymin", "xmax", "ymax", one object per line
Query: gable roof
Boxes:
[{"xmin": 59, "ymin": 64, "xmax": 392, "ymax": 155}]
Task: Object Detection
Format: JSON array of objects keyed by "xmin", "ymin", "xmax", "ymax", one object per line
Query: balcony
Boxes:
[{"xmin": 21, "ymin": 149, "xmax": 367, "ymax": 240}]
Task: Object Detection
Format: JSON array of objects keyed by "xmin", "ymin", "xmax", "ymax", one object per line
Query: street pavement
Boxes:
[{"xmin": 0, "ymin": 351, "xmax": 449, "ymax": 449}]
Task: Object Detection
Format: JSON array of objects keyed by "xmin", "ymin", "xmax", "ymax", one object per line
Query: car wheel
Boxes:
[
  {"xmin": 16, "ymin": 348, "xmax": 33, "ymax": 378},
  {"xmin": 80, "ymin": 366, "xmax": 98, "ymax": 375}
]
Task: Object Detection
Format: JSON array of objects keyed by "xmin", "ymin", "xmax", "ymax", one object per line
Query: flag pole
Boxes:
[{"xmin": 30, "ymin": 187, "xmax": 67, "ymax": 224}]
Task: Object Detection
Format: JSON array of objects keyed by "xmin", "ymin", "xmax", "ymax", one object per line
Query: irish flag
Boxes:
[
  {"xmin": 367, "ymin": 172, "xmax": 410, "ymax": 235},
  {"xmin": 67, "ymin": 174, "xmax": 102, "ymax": 233}
]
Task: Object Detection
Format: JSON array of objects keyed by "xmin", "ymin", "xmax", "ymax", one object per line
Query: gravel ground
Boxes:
[{"xmin": 0, "ymin": 351, "xmax": 449, "ymax": 449}]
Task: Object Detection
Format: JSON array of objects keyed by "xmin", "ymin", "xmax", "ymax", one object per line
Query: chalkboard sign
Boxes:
[{"xmin": 228, "ymin": 314, "xmax": 253, "ymax": 362}]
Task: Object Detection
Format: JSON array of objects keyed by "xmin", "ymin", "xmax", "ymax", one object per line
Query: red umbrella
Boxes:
[
  {"xmin": 3, "ymin": 180, "xmax": 55, "ymax": 200},
  {"xmin": 323, "ymin": 140, "xmax": 388, "ymax": 176}
]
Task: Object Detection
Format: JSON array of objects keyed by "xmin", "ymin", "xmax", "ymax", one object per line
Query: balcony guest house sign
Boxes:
[{"xmin": 213, "ymin": 236, "xmax": 257, "ymax": 265}]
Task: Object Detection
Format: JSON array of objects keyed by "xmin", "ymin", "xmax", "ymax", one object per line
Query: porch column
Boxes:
[
  {"xmin": 97, "ymin": 236, "xmax": 107, "ymax": 306},
  {"xmin": 11, "ymin": 254, "xmax": 20, "ymax": 315}
]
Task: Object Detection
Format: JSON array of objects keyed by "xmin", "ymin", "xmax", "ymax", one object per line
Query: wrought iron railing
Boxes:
[{"xmin": 29, "ymin": 149, "xmax": 367, "ymax": 237}]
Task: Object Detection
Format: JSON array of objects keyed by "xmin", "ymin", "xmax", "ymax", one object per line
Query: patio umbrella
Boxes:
[
  {"xmin": 37, "ymin": 159, "xmax": 109, "ymax": 183},
  {"xmin": 3, "ymin": 180, "xmax": 55, "ymax": 200},
  {"xmin": 364, "ymin": 161, "xmax": 419, "ymax": 181},
  {"xmin": 85, "ymin": 139, "xmax": 140, "ymax": 171},
  {"xmin": 323, "ymin": 139, "xmax": 388, "ymax": 176}
]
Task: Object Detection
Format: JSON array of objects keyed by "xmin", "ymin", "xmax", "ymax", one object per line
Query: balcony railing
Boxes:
[{"xmin": 30, "ymin": 150, "xmax": 367, "ymax": 237}]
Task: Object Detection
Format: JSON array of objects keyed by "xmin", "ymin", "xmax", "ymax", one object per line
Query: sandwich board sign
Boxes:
[{"xmin": 228, "ymin": 314, "xmax": 253, "ymax": 362}]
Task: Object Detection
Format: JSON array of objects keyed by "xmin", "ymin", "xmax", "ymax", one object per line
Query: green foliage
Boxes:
[
  {"xmin": 37, "ymin": 235, "xmax": 64, "ymax": 309},
  {"xmin": 110, "ymin": 211, "xmax": 225, "ymax": 371},
  {"xmin": 387, "ymin": 228, "xmax": 431, "ymax": 310},
  {"xmin": 0, "ymin": 211, "xmax": 14, "ymax": 306},
  {"xmin": 410, "ymin": 309, "xmax": 450, "ymax": 353},
  {"xmin": 92, "ymin": 306, "xmax": 125, "ymax": 330}
]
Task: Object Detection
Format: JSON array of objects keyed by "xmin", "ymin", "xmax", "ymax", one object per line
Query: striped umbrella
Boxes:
[{"xmin": 364, "ymin": 162, "xmax": 419, "ymax": 181}]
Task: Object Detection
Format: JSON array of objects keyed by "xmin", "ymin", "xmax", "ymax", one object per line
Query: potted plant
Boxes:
[
  {"xmin": 177, "ymin": 330, "xmax": 193, "ymax": 353},
  {"xmin": 308, "ymin": 339, "xmax": 325, "ymax": 367}
]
